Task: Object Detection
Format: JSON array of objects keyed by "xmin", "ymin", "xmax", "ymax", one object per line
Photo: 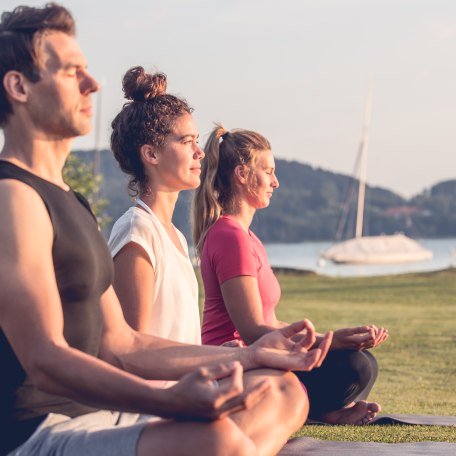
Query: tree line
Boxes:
[{"xmin": 67, "ymin": 150, "xmax": 456, "ymax": 242}]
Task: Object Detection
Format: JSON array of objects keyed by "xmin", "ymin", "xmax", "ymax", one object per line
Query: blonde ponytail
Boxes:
[{"xmin": 192, "ymin": 124, "xmax": 227, "ymax": 255}]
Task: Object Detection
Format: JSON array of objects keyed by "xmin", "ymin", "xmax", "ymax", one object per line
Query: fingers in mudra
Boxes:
[
  {"xmin": 200, "ymin": 362, "xmax": 270, "ymax": 419},
  {"xmin": 298, "ymin": 330, "xmax": 333, "ymax": 370},
  {"xmin": 299, "ymin": 319, "xmax": 317, "ymax": 350},
  {"xmin": 217, "ymin": 378, "xmax": 271, "ymax": 418},
  {"xmin": 315, "ymin": 331, "xmax": 332, "ymax": 366},
  {"xmin": 206, "ymin": 363, "xmax": 244, "ymax": 401}
]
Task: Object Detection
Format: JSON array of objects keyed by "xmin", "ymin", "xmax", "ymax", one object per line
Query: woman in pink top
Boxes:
[{"xmin": 194, "ymin": 125, "xmax": 389, "ymax": 425}]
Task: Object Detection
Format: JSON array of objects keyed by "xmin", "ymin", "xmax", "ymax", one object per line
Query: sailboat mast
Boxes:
[
  {"xmin": 93, "ymin": 87, "xmax": 102, "ymax": 177},
  {"xmin": 355, "ymin": 82, "xmax": 372, "ymax": 238}
]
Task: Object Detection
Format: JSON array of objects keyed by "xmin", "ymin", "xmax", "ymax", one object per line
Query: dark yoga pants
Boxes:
[{"xmin": 294, "ymin": 349, "xmax": 378, "ymax": 419}]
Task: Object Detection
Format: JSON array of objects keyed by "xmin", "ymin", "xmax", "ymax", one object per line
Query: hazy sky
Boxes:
[{"xmin": 2, "ymin": 0, "xmax": 455, "ymax": 197}]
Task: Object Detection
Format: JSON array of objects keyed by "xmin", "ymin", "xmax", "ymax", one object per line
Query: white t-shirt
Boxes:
[{"xmin": 108, "ymin": 203, "xmax": 201, "ymax": 346}]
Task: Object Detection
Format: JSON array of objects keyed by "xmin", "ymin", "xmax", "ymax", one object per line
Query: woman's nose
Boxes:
[{"xmin": 272, "ymin": 175, "xmax": 279, "ymax": 188}]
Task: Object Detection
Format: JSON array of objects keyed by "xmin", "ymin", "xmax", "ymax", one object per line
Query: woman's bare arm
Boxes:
[
  {"xmin": 113, "ymin": 242, "xmax": 154, "ymax": 332},
  {"xmin": 220, "ymin": 275, "xmax": 286, "ymax": 344}
]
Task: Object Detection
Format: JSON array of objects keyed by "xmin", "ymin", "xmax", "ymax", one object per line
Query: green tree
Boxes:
[{"xmin": 63, "ymin": 154, "xmax": 111, "ymax": 228}]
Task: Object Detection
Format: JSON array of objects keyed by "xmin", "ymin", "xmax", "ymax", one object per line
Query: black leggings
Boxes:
[{"xmin": 294, "ymin": 349, "xmax": 378, "ymax": 420}]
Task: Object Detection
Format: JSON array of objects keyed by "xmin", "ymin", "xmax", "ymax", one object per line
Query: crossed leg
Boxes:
[
  {"xmin": 137, "ymin": 418, "xmax": 257, "ymax": 456},
  {"xmin": 227, "ymin": 369, "xmax": 308, "ymax": 456},
  {"xmin": 137, "ymin": 368, "xmax": 308, "ymax": 456},
  {"xmin": 296, "ymin": 349, "xmax": 380, "ymax": 424}
]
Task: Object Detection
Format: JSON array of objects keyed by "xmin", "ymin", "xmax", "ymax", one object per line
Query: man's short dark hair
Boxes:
[{"xmin": 0, "ymin": 3, "xmax": 76, "ymax": 126}]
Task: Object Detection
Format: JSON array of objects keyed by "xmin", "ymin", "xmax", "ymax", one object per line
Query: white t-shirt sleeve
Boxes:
[{"xmin": 108, "ymin": 210, "xmax": 157, "ymax": 270}]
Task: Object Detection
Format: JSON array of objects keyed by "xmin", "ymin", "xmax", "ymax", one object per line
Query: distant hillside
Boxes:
[
  {"xmin": 72, "ymin": 150, "xmax": 456, "ymax": 242},
  {"xmin": 410, "ymin": 181, "xmax": 456, "ymax": 238}
]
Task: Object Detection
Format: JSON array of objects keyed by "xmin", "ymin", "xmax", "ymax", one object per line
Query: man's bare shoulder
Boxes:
[
  {"xmin": 0, "ymin": 177, "xmax": 45, "ymax": 203},
  {"xmin": 0, "ymin": 178, "xmax": 53, "ymax": 257}
]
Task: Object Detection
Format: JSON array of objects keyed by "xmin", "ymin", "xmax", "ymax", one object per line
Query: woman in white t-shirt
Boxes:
[
  {"xmin": 108, "ymin": 200, "xmax": 200, "ymax": 344},
  {"xmin": 108, "ymin": 67, "xmax": 202, "ymax": 349}
]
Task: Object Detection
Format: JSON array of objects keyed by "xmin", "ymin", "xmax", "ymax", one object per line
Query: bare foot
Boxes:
[{"xmin": 321, "ymin": 400, "xmax": 381, "ymax": 425}]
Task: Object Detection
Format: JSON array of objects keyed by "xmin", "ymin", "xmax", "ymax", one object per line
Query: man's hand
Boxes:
[
  {"xmin": 164, "ymin": 361, "xmax": 270, "ymax": 421},
  {"xmin": 248, "ymin": 319, "xmax": 333, "ymax": 372},
  {"xmin": 331, "ymin": 325, "xmax": 388, "ymax": 350}
]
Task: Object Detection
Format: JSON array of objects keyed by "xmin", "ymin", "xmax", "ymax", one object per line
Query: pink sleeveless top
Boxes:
[{"xmin": 201, "ymin": 215, "xmax": 281, "ymax": 345}]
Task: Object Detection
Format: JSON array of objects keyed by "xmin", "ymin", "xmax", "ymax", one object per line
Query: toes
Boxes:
[
  {"xmin": 358, "ymin": 412, "xmax": 375, "ymax": 425},
  {"xmin": 353, "ymin": 401, "xmax": 377, "ymax": 425},
  {"xmin": 368, "ymin": 402, "xmax": 381, "ymax": 413},
  {"xmin": 323, "ymin": 400, "xmax": 381, "ymax": 426}
]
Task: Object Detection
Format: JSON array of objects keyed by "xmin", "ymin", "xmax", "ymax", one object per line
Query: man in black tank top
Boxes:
[{"xmin": 0, "ymin": 4, "xmax": 333, "ymax": 455}]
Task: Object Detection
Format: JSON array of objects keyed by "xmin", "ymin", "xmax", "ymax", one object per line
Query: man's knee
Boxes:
[
  {"xmin": 207, "ymin": 419, "xmax": 258, "ymax": 456},
  {"xmin": 271, "ymin": 371, "xmax": 309, "ymax": 427},
  {"xmin": 137, "ymin": 419, "xmax": 257, "ymax": 456}
]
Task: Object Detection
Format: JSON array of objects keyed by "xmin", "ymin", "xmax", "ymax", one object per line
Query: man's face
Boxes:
[{"xmin": 26, "ymin": 31, "xmax": 98, "ymax": 139}]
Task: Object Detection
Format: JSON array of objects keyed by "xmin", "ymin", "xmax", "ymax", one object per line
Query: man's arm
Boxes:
[
  {"xmin": 99, "ymin": 285, "xmax": 253, "ymax": 379},
  {"xmin": 99, "ymin": 283, "xmax": 333, "ymax": 378},
  {"xmin": 0, "ymin": 180, "xmax": 264, "ymax": 420}
]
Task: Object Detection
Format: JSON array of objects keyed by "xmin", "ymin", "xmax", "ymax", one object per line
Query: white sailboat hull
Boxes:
[{"xmin": 321, "ymin": 233, "xmax": 433, "ymax": 265}]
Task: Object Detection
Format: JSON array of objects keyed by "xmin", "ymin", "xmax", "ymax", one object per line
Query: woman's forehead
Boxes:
[
  {"xmin": 255, "ymin": 149, "xmax": 274, "ymax": 166},
  {"xmin": 172, "ymin": 113, "xmax": 198, "ymax": 137}
]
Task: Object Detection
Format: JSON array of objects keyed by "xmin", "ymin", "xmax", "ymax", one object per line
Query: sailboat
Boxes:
[{"xmin": 321, "ymin": 84, "xmax": 433, "ymax": 265}]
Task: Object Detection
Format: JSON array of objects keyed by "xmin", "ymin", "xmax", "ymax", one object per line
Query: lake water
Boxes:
[{"xmin": 265, "ymin": 238, "xmax": 456, "ymax": 277}]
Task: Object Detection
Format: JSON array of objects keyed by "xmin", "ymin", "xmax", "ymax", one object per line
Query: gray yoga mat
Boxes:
[
  {"xmin": 306, "ymin": 414, "xmax": 456, "ymax": 426},
  {"xmin": 278, "ymin": 438, "xmax": 456, "ymax": 456},
  {"xmin": 369, "ymin": 414, "xmax": 456, "ymax": 426},
  {"xmin": 279, "ymin": 415, "xmax": 456, "ymax": 456}
]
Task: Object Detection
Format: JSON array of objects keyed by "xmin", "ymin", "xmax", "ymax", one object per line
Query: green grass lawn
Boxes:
[
  {"xmin": 198, "ymin": 267, "xmax": 456, "ymax": 442},
  {"xmin": 275, "ymin": 268, "xmax": 456, "ymax": 442}
]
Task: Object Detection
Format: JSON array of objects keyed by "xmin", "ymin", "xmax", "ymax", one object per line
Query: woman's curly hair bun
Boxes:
[{"xmin": 122, "ymin": 66, "xmax": 167, "ymax": 102}]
